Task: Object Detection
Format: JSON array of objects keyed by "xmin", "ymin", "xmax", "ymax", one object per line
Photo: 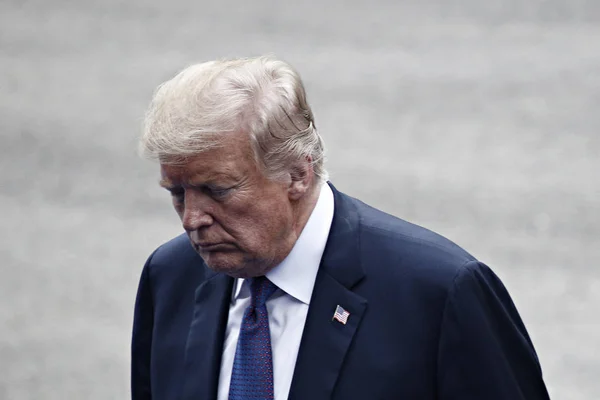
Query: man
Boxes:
[{"xmin": 131, "ymin": 56, "xmax": 550, "ymax": 400}]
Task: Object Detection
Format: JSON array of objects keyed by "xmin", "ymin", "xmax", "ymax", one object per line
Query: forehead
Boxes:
[{"xmin": 160, "ymin": 132, "xmax": 257, "ymax": 184}]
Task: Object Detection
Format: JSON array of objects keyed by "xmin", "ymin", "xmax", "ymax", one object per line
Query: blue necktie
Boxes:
[{"xmin": 229, "ymin": 276, "xmax": 278, "ymax": 400}]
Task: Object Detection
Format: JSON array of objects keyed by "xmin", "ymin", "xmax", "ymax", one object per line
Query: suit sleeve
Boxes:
[
  {"xmin": 437, "ymin": 261, "xmax": 551, "ymax": 400},
  {"xmin": 131, "ymin": 252, "xmax": 156, "ymax": 400}
]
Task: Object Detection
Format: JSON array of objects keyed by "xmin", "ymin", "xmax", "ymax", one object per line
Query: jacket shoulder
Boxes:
[
  {"xmin": 351, "ymin": 196, "xmax": 477, "ymax": 287},
  {"xmin": 144, "ymin": 233, "xmax": 208, "ymax": 290},
  {"xmin": 150, "ymin": 233, "xmax": 198, "ymax": 264}
]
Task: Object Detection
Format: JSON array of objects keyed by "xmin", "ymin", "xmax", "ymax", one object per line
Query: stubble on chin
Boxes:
[{"xmin": 199, "ymin": 251, "xmax": 277, "ymax": 279}]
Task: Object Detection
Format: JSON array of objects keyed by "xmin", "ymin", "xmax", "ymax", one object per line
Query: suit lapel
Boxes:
[
  {"xmin": 288, "ymin": 272, "xmax": 367, "ymax": 400},
  {"xmin": 288, "ymin": 183, "xmax": 367, "ymax": 400},
  {"xmin": 180, "ymin": 269, "xmax": 233, "ymax": 400}
]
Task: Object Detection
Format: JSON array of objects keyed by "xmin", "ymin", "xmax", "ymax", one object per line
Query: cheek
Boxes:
[
  {"xmin": 172, "ymin": 204, "xmax": 185, "ymax": 221},
  {"xmin": 173, "ymin": 202, "xmax": 183, "ymax": 214},
  {"xmin": 253, "ymin": 201, "xmax": 292, "ymax": 241},
  {"xmin": 227, "ymin": 199, "xmax": 291, "ymax": 244}
]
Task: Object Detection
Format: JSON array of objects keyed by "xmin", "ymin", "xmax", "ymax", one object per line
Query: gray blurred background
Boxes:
[{"xmin": 1, "ymin": 0, "xmax": 599, "ymax": 399}]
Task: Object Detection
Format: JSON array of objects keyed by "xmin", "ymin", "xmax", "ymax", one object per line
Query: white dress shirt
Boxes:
[{"xmin": 217, "ymin": 183, "xmax": 335, "ymax": 400}]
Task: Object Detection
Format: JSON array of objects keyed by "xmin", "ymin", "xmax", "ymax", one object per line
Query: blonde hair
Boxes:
[{"xmin": 140, "ymin": 55, "xmax": 327, "ymax": 183}]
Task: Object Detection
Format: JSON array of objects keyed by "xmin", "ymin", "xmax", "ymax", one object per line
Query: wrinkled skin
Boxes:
[{"xmin": 159, "ymin": 132, "xmax": 317, "ymax": 278}]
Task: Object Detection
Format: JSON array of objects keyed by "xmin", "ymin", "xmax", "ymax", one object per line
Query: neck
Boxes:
[{"xmin": 292, "ymin": 182, "xmax": 321, "ymax": 237}]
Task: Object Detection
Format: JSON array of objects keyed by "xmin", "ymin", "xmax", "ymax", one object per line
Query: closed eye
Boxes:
[
  {"xmin": 168, "ymin": 188, "xmax": 185, "ymax": 203},
  {"xmin": 205, "ymin": 186, "xmax": 234, "ymax": 200},
  {"xmin": 164, "ymin": 184, "xmax": 236, "ymax": 203}
]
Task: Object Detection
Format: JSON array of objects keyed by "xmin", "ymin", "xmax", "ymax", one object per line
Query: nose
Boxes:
[{"xmin": 181, "ymin": 191, "xmax": 214, "ymax": 232}]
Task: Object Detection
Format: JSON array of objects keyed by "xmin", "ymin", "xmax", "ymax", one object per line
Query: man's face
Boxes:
[{"xmin": 159, "ymin": 132, "xmax": 298, "ymax": 278}]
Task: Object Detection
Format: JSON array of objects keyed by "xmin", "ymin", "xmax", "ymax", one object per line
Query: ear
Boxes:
[{"xmin": 287, "ymin": 157, "xmax": 313, "ymax": 201}]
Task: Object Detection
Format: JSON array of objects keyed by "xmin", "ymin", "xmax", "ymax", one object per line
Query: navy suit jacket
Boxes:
[{"xmin": 132, "ymin": 184, "xmax": 550, "ymax": 399}]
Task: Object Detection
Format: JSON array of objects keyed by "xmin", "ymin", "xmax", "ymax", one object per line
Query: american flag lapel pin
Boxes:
[{"xmin": 332, "ymin": 305, "xmax": 350, "ymax": 325}]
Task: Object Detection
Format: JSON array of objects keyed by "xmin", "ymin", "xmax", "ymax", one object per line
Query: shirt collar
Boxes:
[{"xmin": 231, "ymin": 183, "xmax": 335, "ymax": 305}]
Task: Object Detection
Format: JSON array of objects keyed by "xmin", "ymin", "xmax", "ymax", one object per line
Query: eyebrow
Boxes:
[
  {"xmin": 159, "ymin": 173, "xmax": 239, "ymax": 190},
  {"xmin": 158, "ymin": 179, "xmax": 178, "ymax": 189}
]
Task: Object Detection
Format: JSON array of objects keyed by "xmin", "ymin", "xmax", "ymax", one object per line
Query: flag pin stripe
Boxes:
[{"xmin": 332, "ymin": 305, "xmax": 350, "ymax": 325}]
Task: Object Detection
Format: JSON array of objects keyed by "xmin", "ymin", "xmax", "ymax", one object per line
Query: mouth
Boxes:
[{"xmin": 193, "ymin": 242, "xmax": 236, "ymax": 252}]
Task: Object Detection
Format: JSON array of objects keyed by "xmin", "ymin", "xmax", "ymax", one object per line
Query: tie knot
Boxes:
[{"xmin": 249, "ymin": 276, "xmax": 277, "ymax": 307}]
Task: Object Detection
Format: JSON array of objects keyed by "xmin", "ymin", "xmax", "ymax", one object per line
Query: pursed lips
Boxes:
[{"xmin": 193, "ymin": 242, "xmax": 235, "ymax": 251}]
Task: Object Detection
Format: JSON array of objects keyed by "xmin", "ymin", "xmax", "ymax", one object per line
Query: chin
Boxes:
[
  {"xmin": 200, "ymin": 251, "xmax": 270, "ymax": 278},
  {"xmin": 200, "ymin": 252, "xmax": 247, "ymax": 277}
]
